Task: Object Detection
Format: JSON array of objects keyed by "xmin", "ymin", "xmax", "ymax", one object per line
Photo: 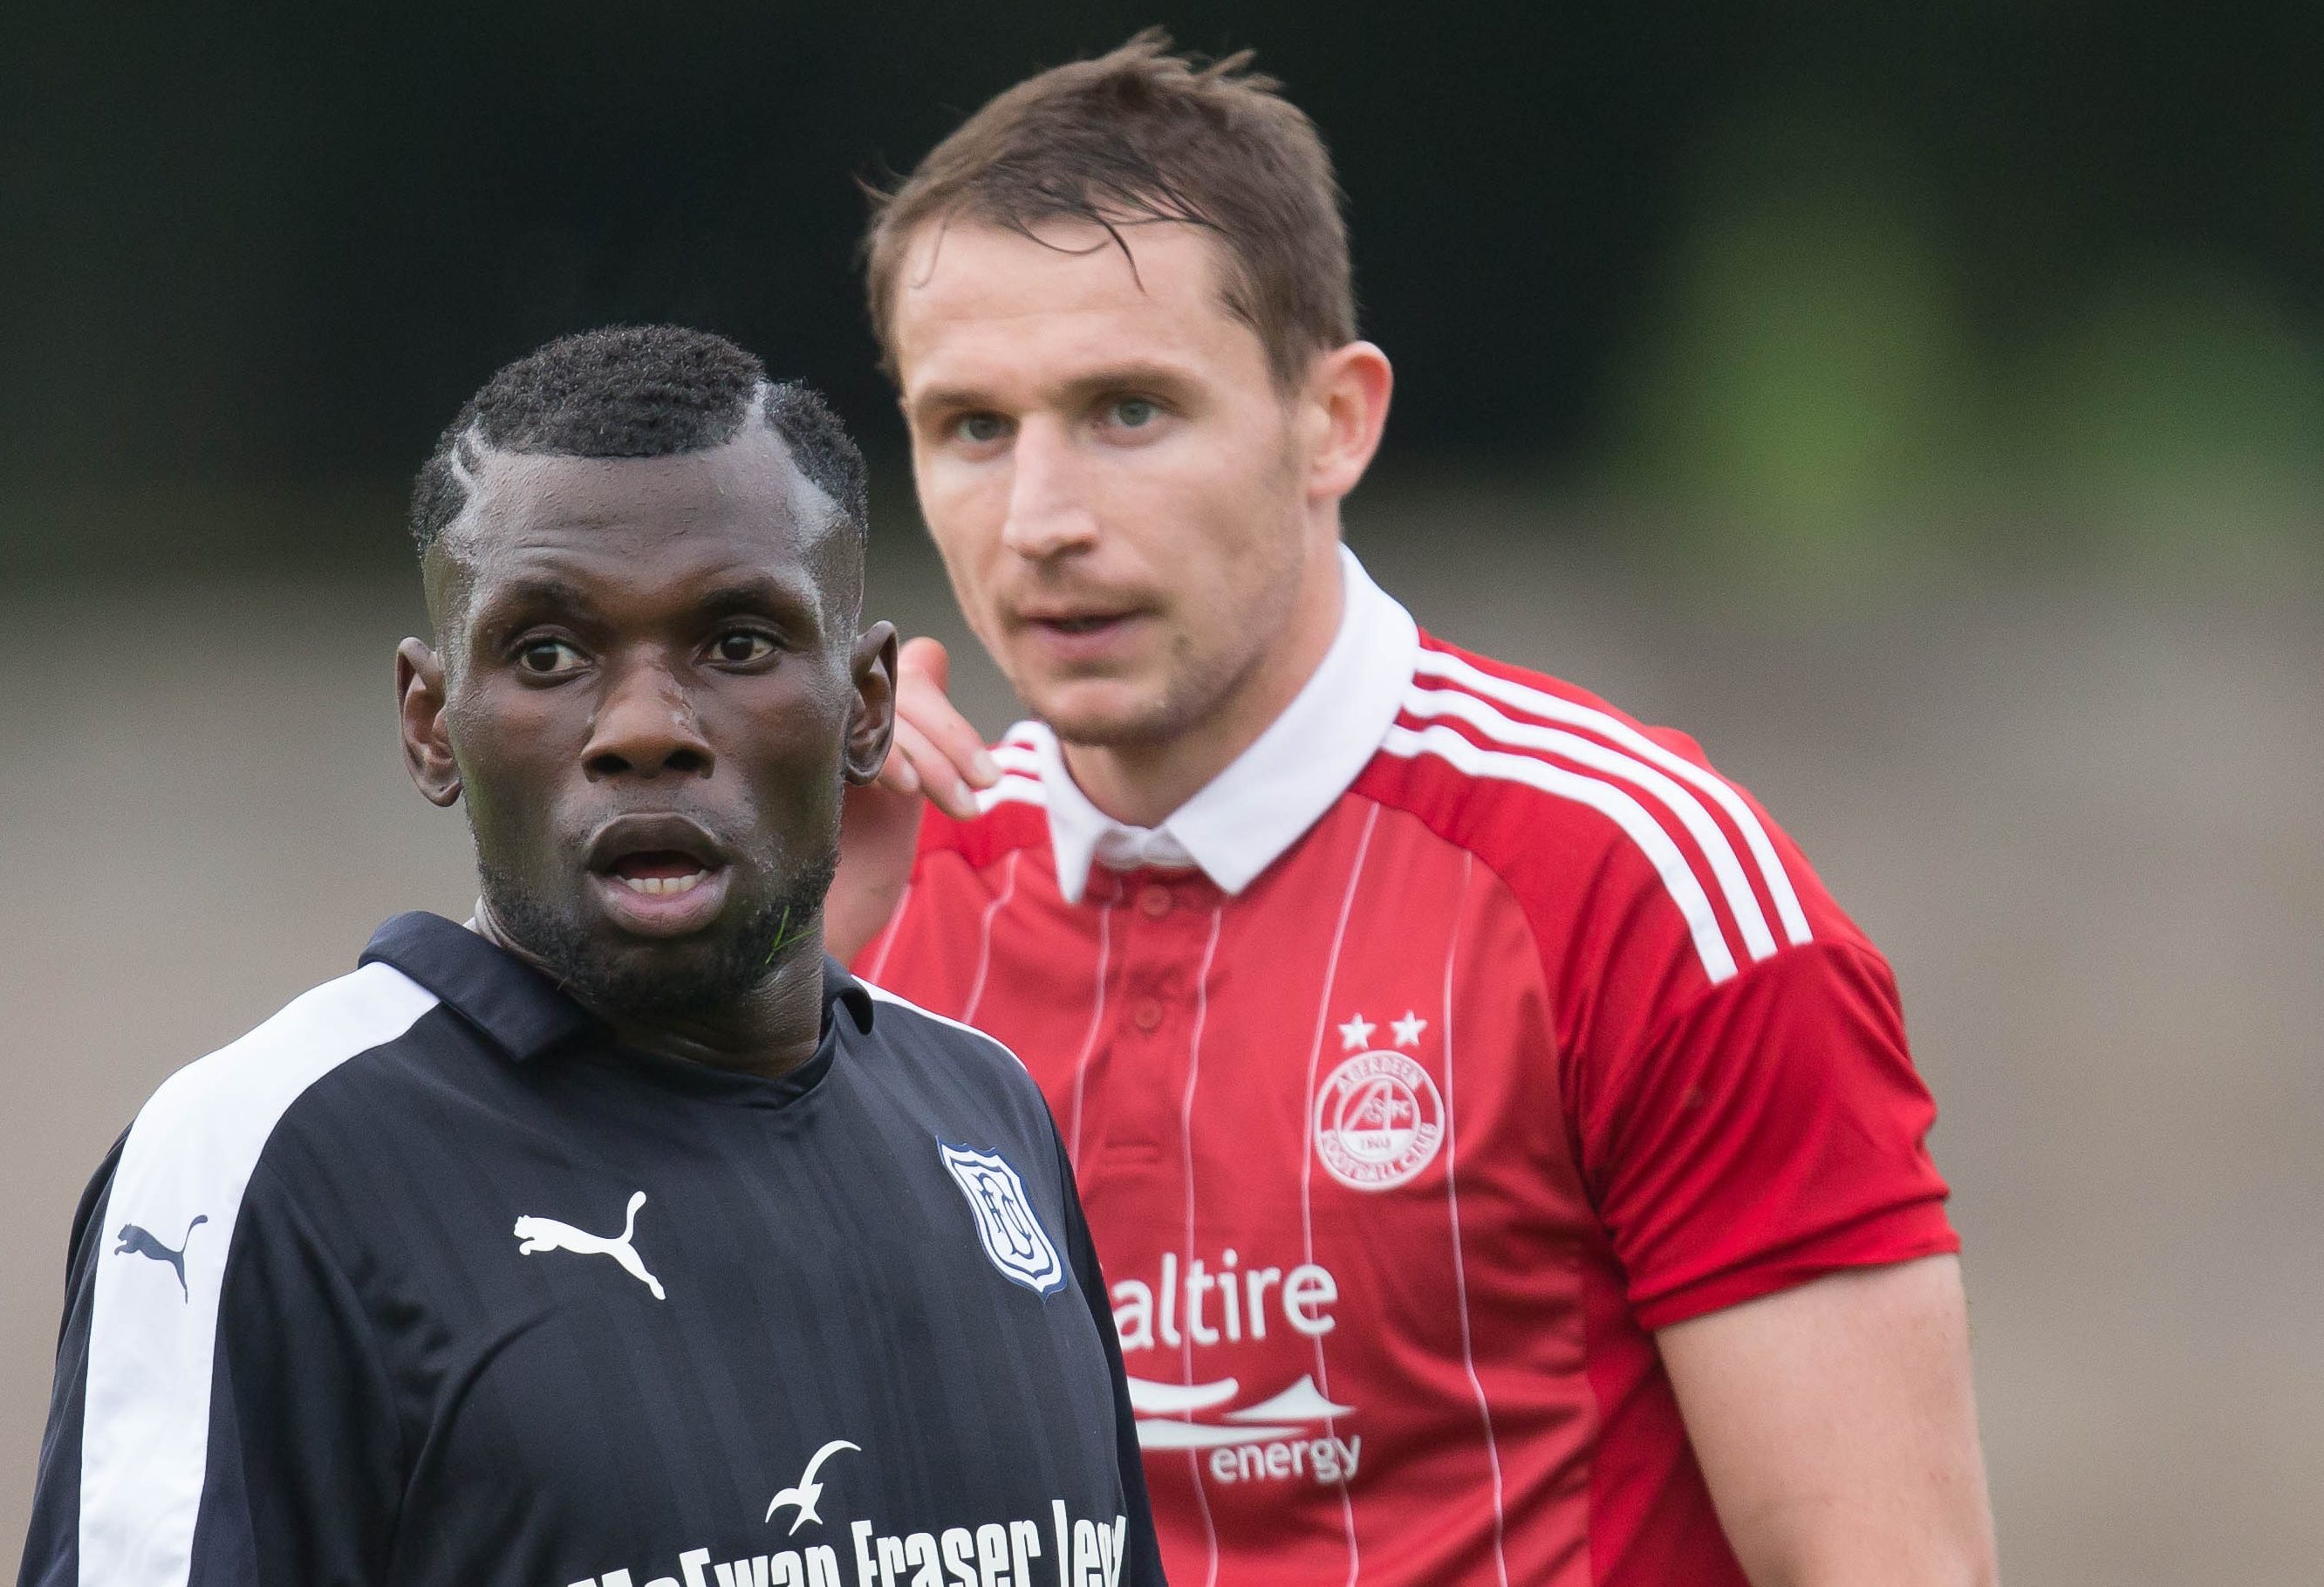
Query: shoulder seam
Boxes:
[
  {"xmin": 1375, "ymin": 721, "xmax": 1744, "ymax": 983},
  {"xmin": 858, "ymin": 981, "xmax": 1032, "ymax": 1074},
  {"xmin": 1411, "ymin": 645, "xmax": 1813, "ymax": 947},
  {"xmin": 1402, "ymin": 676, "xmax": 1784, "ymax": 963}
]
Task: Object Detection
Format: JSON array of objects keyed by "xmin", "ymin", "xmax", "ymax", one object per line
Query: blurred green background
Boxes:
[{"xmin": 4, "ymin": 6, "xmax": 2321, "ymax": 1583}]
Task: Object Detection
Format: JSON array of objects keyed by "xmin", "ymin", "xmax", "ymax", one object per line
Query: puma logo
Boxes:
[
  {"xmin": 764, "ymin": 1439, "xmax": 860, "ymax": 1533},
  {"xmin": 114, "ymin": 1215, "xmax": 208, "ymax": 1301},
  {"xmin": 513, "ymin": 1190, "xmax": 666, "ymax": 1300}
]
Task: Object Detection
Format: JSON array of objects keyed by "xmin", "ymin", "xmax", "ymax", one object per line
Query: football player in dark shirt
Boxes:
[{"xmin": 19, "ymin": 325, "xmax": 1163, "ymax": 1587}]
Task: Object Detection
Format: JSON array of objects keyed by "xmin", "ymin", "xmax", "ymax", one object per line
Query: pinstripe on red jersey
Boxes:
[{"xmin": 857, "ymin": 551, "xmax": 1957, "ymax": 1586}]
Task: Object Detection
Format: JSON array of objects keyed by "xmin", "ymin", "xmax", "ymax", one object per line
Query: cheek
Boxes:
[
  {"xmin": 444, "ymin": 689, "xmax": 581, "ymax": 832},
  {"xmin": 450, "ymin": 687, "xmax": 561, "ymax": 766},
  {"xmin": 1161, "ymin": 441, "xmax": 1298, "ymax": 585},
  {"xmin": 727, "ymin": 679, "xmax": 851, "ymax": 787},
  {"xmin": 919, "ymin": 472, "xmax": 1009, "ymax": 616}
]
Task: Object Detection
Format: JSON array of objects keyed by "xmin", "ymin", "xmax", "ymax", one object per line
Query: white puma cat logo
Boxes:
[{"xmin": 513, "ymin": 1190, "xmax": 666, "ymax": 1299}]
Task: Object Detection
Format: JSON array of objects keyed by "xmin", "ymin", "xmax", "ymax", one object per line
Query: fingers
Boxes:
[
  {"xmin": 831, "ymin": 780, "xmax": 926, "ymax": 961},
  {"xmin": 894, "ymin": 637, "xmax": 1000, "ymax": 801},
  {"xmin": 898, "ymin": 635, "xmax": 951, "ymax": 693},
  {"xmin": 890, "ymin": 716, "xmax": 986, "ymax": 820},
  {"xmin": 875, "ymin": 731, "xmax": 923, "ymax": 797}
]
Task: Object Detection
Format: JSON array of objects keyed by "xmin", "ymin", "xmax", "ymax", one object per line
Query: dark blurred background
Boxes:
[
  {"xmin": 5, "ymin": 6, "xmax": 2321, "ymax": 1582},
  {"xmin": 7, "ymin": 3, "xmax": 2321, "ymax": 563}
]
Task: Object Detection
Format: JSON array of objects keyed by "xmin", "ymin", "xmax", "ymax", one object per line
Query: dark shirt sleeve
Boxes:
[
  {"xmin": 17, "ymin": 1143, "xmax": 405, "ymax": 1587},
  {"xmin": 1055, "ymin": 1128, "xmax": 1168, "ymax": 1587},
  {"xmin": 17, "ymin": 1136, "xmax": 122, "ymax": 1587}
]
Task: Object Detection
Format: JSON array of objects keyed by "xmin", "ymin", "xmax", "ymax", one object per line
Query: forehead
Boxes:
[
  {"xmin": 890, "ymin": 217, "xmax": 1268, "ymax": 399},
  {"xmin": 441, "ymin": 428, "xmax": 837, "ymax": 606}
]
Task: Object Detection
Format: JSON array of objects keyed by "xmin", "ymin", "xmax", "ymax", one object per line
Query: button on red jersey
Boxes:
[{"xmin": 858, "ymin": 552, "xmax": 1957, "ymax": 1586}]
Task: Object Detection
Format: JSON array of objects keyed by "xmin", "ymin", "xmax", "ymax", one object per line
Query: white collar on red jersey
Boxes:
[{"xmin": 1026, "ymin": 544, "xmax": 1419, "ymax": 905}]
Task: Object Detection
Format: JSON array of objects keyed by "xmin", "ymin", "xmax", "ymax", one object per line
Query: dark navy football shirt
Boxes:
[{"xmin": 19, "ymin": 912, "xmax": 1163, "ymax": 1587}]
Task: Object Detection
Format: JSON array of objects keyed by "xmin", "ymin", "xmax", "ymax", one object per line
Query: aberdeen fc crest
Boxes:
[
  {"xmin": 939, "ymin": 1143, "xmax": 1067, "ymax": 1296},
  {"xmin": 1315, "ymin": 1010, "xmax": 1446, "ymax": 1191}
]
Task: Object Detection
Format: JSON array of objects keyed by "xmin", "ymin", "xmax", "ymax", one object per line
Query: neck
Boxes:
[
  {"xmin": 473, "ymin": 902, "xmax": 830, "ymax": 1079},
  {"xmin": 1061, "ymin": 535, "xmax": 1346, "ymax": 828}
]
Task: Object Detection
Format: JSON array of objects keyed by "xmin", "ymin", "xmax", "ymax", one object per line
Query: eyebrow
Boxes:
[
  {"xmin": 694, "ymin": 574, "xmax": 819, "ymax": 620},
  {"xmin": 909, "ymin": 360, "xmax": 1201, "ymax": 417},
  {"xmin": 475, "ymin": 576, "xmax": 596, "ymax": 621}
]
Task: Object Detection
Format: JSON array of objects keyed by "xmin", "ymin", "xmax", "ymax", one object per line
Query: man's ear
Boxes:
[
  {"xmin": 396, "ymin": 638, "xmax": 462, "ymax": 807},
  {"xmin": 1301, "ymin": 340, "xmax": 1395, "ymax": 506},
  {"xmin": 844, "ymin": 621, "xmax": 900, "ymax": 787}
]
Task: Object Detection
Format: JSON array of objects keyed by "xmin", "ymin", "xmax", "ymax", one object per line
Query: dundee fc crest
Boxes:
[
  {"xmin": 940, "ymin": 1143, "xmax": 1067, "ymax": 1296},
  {"xmin": 1316, "ymin": 1010, "xmax": 1446, "ymax": 1191}
]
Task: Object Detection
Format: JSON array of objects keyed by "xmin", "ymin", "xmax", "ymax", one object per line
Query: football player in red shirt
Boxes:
[{"xmin": 832, "ymin": 32, "xmax": 1999, "ymax": 1587}]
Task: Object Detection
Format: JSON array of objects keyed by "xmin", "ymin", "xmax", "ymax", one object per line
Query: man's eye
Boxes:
[
  {"xmin": 516, "ymin": 640, "xmax": 584, "ymax": 675},
  {"xmin": 1110, "ymin": 398, "xmax": 1159, "ymax": 429},
  {"xmin": 954, "ymin": 413, "xmax": 1009, "ymax": 445},
  {"xmin": 712, "ymin": 632, "xmax": 777, "ymax": 666}
]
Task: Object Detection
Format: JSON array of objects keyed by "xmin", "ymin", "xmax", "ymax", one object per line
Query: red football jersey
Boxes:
[{"xmin": 857, "ymin": 550, "xmax": 1957, "ymax": 1586}]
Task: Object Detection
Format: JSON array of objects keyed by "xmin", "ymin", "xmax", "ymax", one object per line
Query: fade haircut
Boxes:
[
  {"xmin": 409, "ymin": 325, "xmax": 868, "ymax": 560},
  {"xmin": 863, "ymin": 29, "xmax": 1354, "ymax": 390}
]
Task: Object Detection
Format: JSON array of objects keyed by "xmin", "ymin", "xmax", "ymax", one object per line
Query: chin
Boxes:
[
  {"xmin": 482, "ymin": 860, "xmax": 827, "ymax": 1023},
  {"xmin": 577, "ymin": 935, "xmax": 760, "ymax": 1020},
  {"xmin": 564, "ymin": 909, "xmax": 772, "ymax": 1019},
  {"xmin": 1027, "ymin": 682, "xmax": 1182, "ymax": 749},
  {"xmin": 1025, "ymin": 646, "xmax": 1251, "ymax": 751}
]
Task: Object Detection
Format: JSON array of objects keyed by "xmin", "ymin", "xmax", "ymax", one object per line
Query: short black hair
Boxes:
[{"xmin": 409, "ymin": 325, "xmax": 868, "ymax": 557}]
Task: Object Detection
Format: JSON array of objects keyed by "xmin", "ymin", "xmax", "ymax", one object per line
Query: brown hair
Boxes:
[{"xmin": 863, "ymin": 29, "xmax": 1354, "ymax": 389}]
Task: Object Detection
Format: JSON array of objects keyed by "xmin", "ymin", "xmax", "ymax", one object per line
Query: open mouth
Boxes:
[
  {"xmin": 606, "ymin": 852, "xmax": 716, "ymax": 897},
  {"xmin": 584, "ymin": 817, "xmax": 735, "ymax": 937}
]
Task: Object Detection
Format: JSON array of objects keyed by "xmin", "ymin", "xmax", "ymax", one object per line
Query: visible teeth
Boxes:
[{"xmin": 619, "ymin": 872, "xmax": 706, "ymax": 896}]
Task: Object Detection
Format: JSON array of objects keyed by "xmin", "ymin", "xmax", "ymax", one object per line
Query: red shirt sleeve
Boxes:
[{"xmin": 1582, "ymin": 938, "xmax": 1959, "ymax": 1331}]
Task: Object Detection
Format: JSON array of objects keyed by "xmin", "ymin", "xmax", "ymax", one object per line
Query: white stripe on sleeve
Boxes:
[
  {"xmin": 79, "ymin": 961, "xmax": 440, "ymax": 1587},
  {"xmin": 1380, "ymin": 722, "xmax": 1740, "ymax": 982},
  {"xmin": 1403, "ymin": 681, "xmax": 1780, "ymax": 961},
  {"xmin": 1413, "ymin": 648, "xmax": 1813, "ymax": 947}
]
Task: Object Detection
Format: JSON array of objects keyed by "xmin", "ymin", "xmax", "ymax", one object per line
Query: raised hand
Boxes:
[{"xmin": 826, "ymin": 638, "xmax": 1003, "ymax": 963}]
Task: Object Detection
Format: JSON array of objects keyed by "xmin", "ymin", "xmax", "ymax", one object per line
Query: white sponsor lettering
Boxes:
[
  {"xmin": 1206, "ymin": 1435, "xmax": 1363, "ymax": 1486},
  {"xmin": 571, "ymin": 1552, "xmax": 843, "ymax": 1587},
  {"xmin": 1109, "ymin": 1250, "xmax": 1336, "ymax": 1352},
  {"xmin": 1282, "ymin": 1266, "xmax": 1337, "ymax": 1335},
  {"xmin": 1123, "ymin": 1373, "xmax": 1359, "ymax": 1488},
  {"xmin": 571, "ymin": 1514, "xmax": 1124, "ymax": 1587},
  {"xmin": 1049, "ymin": 1500, "xmax": 1128, "ymax": 1587},
  {"xmin": 1108, "ymin": 1255, "xmax": 1357, "ymax": 1487}
]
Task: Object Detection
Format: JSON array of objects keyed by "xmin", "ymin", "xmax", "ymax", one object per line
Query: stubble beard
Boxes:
[
  {"xmin": 475, "ymin": 828, "xmax": 840, "ymax": 1023},
  {"xmin": 1036, "ymin": 544, "xmax": 1307, "ymax": 757},
  {"xmin": 1038, "ymin": 623, "xmax": 1263, "ymax": 753}
]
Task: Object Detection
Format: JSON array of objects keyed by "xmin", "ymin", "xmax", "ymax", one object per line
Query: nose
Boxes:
[
  {"xmin": 999, "ymin": 418, "xmax": 1101, "ymax": 562},
  {"xmin": 581, "ymin": 657, "xmax": 714, "ymax": 782}
]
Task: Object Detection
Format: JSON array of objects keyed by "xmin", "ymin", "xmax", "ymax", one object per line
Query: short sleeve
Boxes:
[
  {"xmin": 17, "ymin": 1147, "xmax": 405, "ymax": 1586},
  {"xmin": 17, "ymin": 1140, "xmax": 121, "ymax": 1586},
  {"xmin": 1582, "ymin": 939, "xmax": 1959, "ymax": 1331}
]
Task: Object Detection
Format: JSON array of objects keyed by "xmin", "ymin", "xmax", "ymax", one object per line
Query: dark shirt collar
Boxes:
[{"xmin": 359, "ymin": 911, "xmax": 873, "ymax": 1064}]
